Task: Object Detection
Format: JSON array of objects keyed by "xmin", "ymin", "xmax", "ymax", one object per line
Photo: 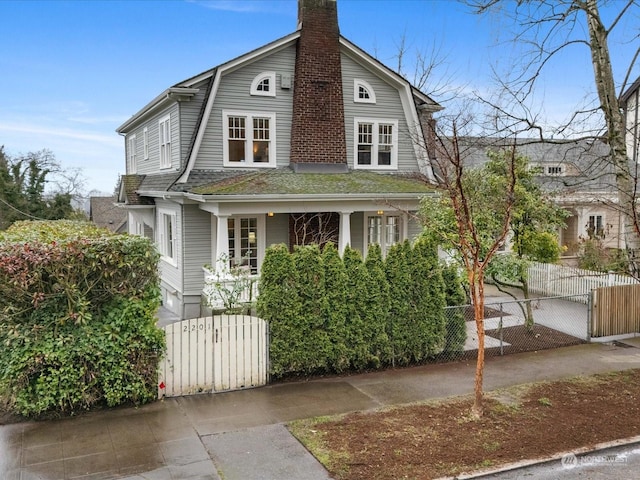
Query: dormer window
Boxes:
[
  {"xmin": 354, "ymin": 79, "xmax": 376, "ymax": 104},
  {"xmin": 250, "ymin": 72, "xmax": 276, "ymax": 97}
]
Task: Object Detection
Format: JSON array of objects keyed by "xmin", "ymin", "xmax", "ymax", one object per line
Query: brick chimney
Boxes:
[{"xmin": 290, "ymin": 0, "xmax": 348, "ymax": 172}]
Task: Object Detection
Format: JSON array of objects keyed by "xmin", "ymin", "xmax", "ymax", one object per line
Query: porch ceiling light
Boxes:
[
  {"xmin": 267, "ymin": 212, "xmax": 275, "ymax": 217},
  {"xmin": 377, "ymin": 210, "xmax": 384, "ymax": 215}
]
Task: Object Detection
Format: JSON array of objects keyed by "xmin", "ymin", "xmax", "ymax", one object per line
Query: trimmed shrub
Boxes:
[
  {"xmin": 385, "ymin": 240, "xmax": 413, "ymax": 366},
  {"xmin": 257, "ymin": 244, "xmax": 302, "ymax": 377},
  {"xmin": 364, "ymin": 244, "xmax": 392, "ymax": 367},
  {"xmin": 0, "ymin": 220, "xmax": 163, "ymax": 417},
  {"xmin": 292, "ymin": 244, "xmax": 330, "ymax": 373},
  {"xmin": 321, "ymin": 243, "xmax": 349, "ymax": 372},
  {"xmin": 343, "ymin": 246, "xmax": 372, "ymax": 370},
  {"xmin": 409, "ymin": 236, "xmax": 446, "ymax": 361}
]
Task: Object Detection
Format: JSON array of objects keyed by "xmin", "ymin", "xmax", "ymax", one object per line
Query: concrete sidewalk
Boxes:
[{"xmin": 2, "ymin": 339, "xmax": 640, "ymax": 479}]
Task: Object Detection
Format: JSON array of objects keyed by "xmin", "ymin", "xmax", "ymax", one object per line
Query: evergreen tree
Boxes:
[
  {"xmin": 257, "ymin": 244, "xmax": 302, "ymax": 377},
  {"xmin": 342, "ymin": 246, "xmax": 371, "ymax": 370},
  {"xmin": 409, "ymin": 236, "xmax": 447, "ymax": 361},
  {"xmin": 364, "ymin": 244, "xmax": 392, "ymax": 367},
  {"xmin": 385, "ymin": 240, "xmax": 412, "ymax": 366},
  {"xmin": 292, "ymin": 244, "xmax": 330, "ymax": 373},
  {"xmin": 321, "ymin": 243, "xmax": 349, "ymax": 372}
]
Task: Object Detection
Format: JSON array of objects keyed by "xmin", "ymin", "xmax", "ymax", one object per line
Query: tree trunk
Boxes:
[
  {"xmin": 584, "ymin": 0, "xmax": 640, "ymax": 274},
  {"xmin": 521, "ymin": 276, "xmax": 535, "ymax": 331},
  {"xmin": 469, "ymin": 267, "xmax": 485, "ymax": 418}
]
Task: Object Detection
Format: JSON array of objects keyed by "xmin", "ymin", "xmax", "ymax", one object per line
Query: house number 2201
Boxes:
[{"xmin": 183, "ymin": 322, "xmax": 211, "ymax": 332}]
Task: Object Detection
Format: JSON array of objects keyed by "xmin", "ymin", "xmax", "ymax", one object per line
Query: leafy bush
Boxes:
[{"xmin": 0, "ymin": 220, "xmax": 164, "ymax": 417}]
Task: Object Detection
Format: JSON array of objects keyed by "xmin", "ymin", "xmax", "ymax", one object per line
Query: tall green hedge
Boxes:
[
  {"xmin": 256, "ymin": 244, "xmax": 302, "ymax": 377},
  {"xmin": 385, "ymin": 241, "xmax": 413, "ymax": 366},
  {"xmin": 364, "ymin": 244, "xmax": 391, "ymax": 367},
  {"xmin": 409, "ymin": 236, "xmax": 447, "ymax": 361},
  {"xmin": 321, "ymin": 243, "xmax": 349, "ymax": 372},
  {"xmin": 0, "ymin": 220, "xmax": 164, "ymax": 417},
  {"xmin": 343, "ymin": 246, "xmax": 372, "ymax": 370}
]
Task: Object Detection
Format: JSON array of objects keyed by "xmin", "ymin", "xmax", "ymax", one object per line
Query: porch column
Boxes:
[
  {"xmin": 215, "ymin": 214, "xmax": 230, "ymax": 274},
  {"xmin": 338, "ymin": 211, "xmax": 353, "ymax": 254}
]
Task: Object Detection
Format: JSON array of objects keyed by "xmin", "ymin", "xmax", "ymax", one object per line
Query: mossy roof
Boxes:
[{"xmin": 191, "ymin": 170, "xmax": 435, "ymax": 196}]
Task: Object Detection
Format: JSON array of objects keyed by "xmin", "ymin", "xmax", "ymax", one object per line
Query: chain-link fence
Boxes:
[{"xmin": 435, "ymin": 294, "xmax": 590, "ymax": 362}]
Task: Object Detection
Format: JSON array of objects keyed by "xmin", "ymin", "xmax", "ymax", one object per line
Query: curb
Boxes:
[{"xmin": 434, "ymin": 434, "xmax": 640, "ymax": 480}]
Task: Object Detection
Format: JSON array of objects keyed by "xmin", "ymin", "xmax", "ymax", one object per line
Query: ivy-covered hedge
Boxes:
[
  {"xmin": 258, "ymin": 238, "xmax": 465, "ymax": 378},
  {"xmin": 0, "ymin": 220, "xmax": 164, "ymax": 417}
]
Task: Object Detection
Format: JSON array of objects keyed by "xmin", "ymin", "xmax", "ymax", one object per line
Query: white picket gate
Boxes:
[{"xmin": 158, "ymin": 315, "xmax": 268, "ymax": 398}]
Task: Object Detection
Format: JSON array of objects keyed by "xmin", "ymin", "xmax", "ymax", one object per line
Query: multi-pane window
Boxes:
[
  {"xmin": 587, "ymin": 215, "xmax": 605, "ymax": 238},
  {"xmin": 250, "ymin": 72, "xmax": 276, "ymax": 97},
  {"xmin": 354, "ymin": 79, "xmax": 376, "ymax": 103},
  {"xmin": 355, "ymin": 119, "xmax": 398, "ymax": 169},
  {"xmin": 159, "ymin": 115, "xmax": 171, "ymax": 169},
  {"xmin": 223, "ymin": 111, "xmax": 276, "ymax": 167},
  {"xmin": 367, "ymin": 214, "xmax": 401, "ymax": 255},
  {"xmin": 357, "ymin": 123, "xmax": 373, "ymax": 165},
  {"xmin": 158, "ymin": 212, "xmax": 176, "ymax": 263},
  {"xmin": 228, "ymin": 217, "xmax": 258, "ymax": 274},
  {"xmin": 128, "ymin": 134, "xmax": 137, "ymax": 173}
]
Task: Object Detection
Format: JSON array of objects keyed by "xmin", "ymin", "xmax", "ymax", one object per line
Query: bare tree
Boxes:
[
  {"xmin": 290, "ymin": 212, "xmax": 339, "ymax": 249},
  {"xmin": 468, "ymin": 0, "xmax": 640, "ymax": 272},
  {"xmin": 421, "ymin": 115, "xmax": 517, "ymax": 417}
]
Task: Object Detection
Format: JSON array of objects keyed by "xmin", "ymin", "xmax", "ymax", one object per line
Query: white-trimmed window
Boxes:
[
  {"xmin": 159, "ymin": 114, "xmax": 171, "ymax": 169},
  {"xmin": 143, "ymin": 127, "xmax": 149, "ymax": 160},
  {"xmin": 366, "ymin": 213, "xmax": 402, "ymax": 256},
  {"xmin": 228, "ymin": 217, "xmax": 259, "ymax": 274},
  {"xmin": 158, "ymin": 211, "xmax": 177, "ymax": 264},
  {"xmin": 354, "ymin": 118, "xmax": 398, "ymax": 169},
  {"xmin": 587, "ymin": 214, "xmax": 605, "ymax": 238},
  {"xmin": 223, "ymin": 111, "xmax": 276, "ymax": 167},
  {"xmin": 354, "ymin": 79, "xmax": 376, "ymax": 103},
  {"xmin": 250, "ymin": 71, "xmax": 276, "ymax": 97},
  {"xmin": 128, "ymin": 134, "xmax": 137, "ymax": 173}
]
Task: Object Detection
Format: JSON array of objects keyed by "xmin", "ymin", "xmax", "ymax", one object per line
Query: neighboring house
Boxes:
[
  {"xmin": 621, "ymin": 76, "xmax": 640, "ymax": 165},
  {"xmin": 116, "ymin": 0, "xmax": 441, "ymax": 319},
  {"xmin": 457, "ymin": 137, "xmax": 623, "ymax": 260},
  {"xmin": 89, "ymin": 196, "xmax": 128, "ymax": 233}
]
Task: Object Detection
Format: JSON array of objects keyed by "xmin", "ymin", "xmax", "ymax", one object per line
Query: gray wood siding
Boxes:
[
  {"xmin": 179, "ymin": 79, "xmax": 209, "ymax": 161},
  {"xmin": 126, "ymin": 103, "xmax": 181, "ymax": 175},
  {"xmin": 183, "ymin": 205, "xmax": 212, "ymax": 295},
  {"xmin": 197, "ymin": 44, "xmax": 297, "ymax": 169},
  {"xmin": 341, "ymin": 53, "xmax": 421, "ymax": 172},
  {"xmin": 266, "ymin": 213, "xmax": 290, "ymax": 248},
  {"xmin": 156, "ymin": 199, "xmax": 183, "ymax": 292},
  {"xmin": 407, "ymin": 214, "xmax": 423, "ymax": 242}
]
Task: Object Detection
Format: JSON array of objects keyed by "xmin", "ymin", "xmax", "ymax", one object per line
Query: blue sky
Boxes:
[{"xmin": 0, "ymin": 0, "xmax": 637, "ymax": 194}]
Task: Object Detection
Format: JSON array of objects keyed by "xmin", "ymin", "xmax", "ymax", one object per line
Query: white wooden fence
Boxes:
[
  {"xmin": 527, "ymin": 262, "xmax": 638, "ymax": 301},
  {"xmin": 158, "ymin": 315, "xmax": 268, "ymax": 398}
]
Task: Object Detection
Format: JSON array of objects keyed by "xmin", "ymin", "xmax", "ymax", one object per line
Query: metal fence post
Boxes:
[
  {"xmin": 586, "ymin": 291, "xmax": 592, "ymax": 342},
  {"xmin": 499, "ymin": 303, "xmax": 504, "ymax": 356}
]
